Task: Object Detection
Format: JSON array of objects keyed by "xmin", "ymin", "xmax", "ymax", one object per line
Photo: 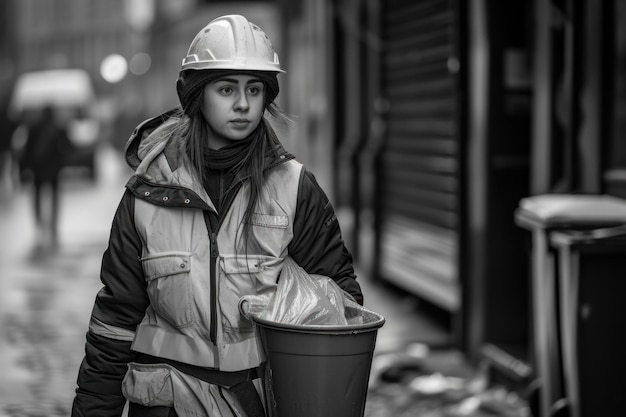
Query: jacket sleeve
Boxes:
[
  {"xmin": 72, "ymin": 189, "xmax": 149, "ymax": 417},
  {"xmin": 288, "ymin": 169, "xmax": 363, "ymax": 305}
]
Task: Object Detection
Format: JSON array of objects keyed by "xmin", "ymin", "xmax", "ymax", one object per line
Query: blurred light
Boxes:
[
  {"xmin": 124, "ymin": 0, "xmax": 155, "ymax": 31},
  {"xmin": 100, "ymin": 54, "xmax": 128, "ymax": 83},
  {"xmin": 129, "ymin": 52, "xmax": 151, "ymax": 75}
]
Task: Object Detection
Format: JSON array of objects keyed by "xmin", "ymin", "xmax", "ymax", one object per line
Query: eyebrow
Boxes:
[{"xmin": 215, "ymin": 77, "xmax": 264, "ymax": 84}]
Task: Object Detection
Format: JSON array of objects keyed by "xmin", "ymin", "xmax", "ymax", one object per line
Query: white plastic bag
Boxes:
[{"xmin": 239, "ymin": 256, "xmax": 365, "ymax": 326}]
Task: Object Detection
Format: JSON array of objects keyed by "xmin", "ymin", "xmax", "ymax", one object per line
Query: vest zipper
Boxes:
[
  {"xmin": 203, "ymin": 209, "xmax": 219, "ymax": 346},
  {"xmin": 209, "ymin": 231, "xmax": 219, "ymax": 345}
]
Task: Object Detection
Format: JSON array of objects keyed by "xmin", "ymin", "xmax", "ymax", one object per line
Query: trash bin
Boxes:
[
  {"xmin": 514, "ymin": 194, "xmax": 626, "ymax": 417},
  {"xmin": 550, "ymin": 227, "xmax": 626, "ymax": 417},
  {"xmin": 254, "ymin": 310, "xmax": 385, "ymax": 417}
]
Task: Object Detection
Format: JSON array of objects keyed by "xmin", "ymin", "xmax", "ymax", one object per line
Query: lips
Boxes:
[{"xmin": 230, "ymin": 118, "xmax": 250, "ymax": 126}]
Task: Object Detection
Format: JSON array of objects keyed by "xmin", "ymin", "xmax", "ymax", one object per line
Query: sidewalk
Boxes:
[{"xmin": 0, "ymin": 146, "xmax": 128, "ymax": 416}]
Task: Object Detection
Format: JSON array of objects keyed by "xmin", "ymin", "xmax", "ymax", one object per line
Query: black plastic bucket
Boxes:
[{"xmin": 254, "ymin": 310, "xmax": 385, "ymax": 417}]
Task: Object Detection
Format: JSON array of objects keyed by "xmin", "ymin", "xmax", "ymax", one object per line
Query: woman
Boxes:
[{"xmin": 71, "ymin": 14, "xmax": 362, "ymax": 417}]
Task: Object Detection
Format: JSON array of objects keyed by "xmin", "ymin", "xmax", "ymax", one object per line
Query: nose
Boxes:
[{"xmin": 234, "ymin": 89, "xmax": 249, "ymax": 112}]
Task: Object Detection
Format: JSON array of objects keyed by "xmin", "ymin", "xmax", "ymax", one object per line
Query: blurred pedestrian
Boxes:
[
  {"xmin": 71, "ymin": 14, "xmax": 362, "ymax": 417},
  {"xmin": 20, "ymin": 104, "xmax": 71, "ymax": 245},
  {"xmin": 0, "ymin": 88, "xmax": 17, "ymax": 198}
]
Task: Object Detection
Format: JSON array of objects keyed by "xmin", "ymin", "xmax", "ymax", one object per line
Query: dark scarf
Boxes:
[
  {"xmin": 204, "ymin": 137, "xmax": 253, "ymax": 172},
  {"xmin": 202, "ymin": 121, "xmax": 282, "ymax": 212},
  {"xmin": 203, "ymin": 119, "xmax": 281, "ymax": 172}
]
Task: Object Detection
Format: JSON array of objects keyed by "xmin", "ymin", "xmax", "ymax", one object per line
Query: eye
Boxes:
[
  {"xmin": 247, "ymin": 85, "xmax": 263, "ymax": 96},
  {"xmin": 218, "ymin": 85, "xmax": 234, "ymax": 95}
]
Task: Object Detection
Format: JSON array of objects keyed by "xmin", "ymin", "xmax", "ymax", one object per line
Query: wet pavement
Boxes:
[
  {"xmin": 0, "ymin": 146, "xmax": 531, "ymax": 417},
  {"xmin": 0, "ymin": 146, "xmax": 127, "ymax": 416}
]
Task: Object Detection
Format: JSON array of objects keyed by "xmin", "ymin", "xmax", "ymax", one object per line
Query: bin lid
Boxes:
[{"xmin": 515, "ymin": 194, "xmax": 626, "ymax": 230}]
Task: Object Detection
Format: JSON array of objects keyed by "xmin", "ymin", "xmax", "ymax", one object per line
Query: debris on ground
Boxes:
[{"xmin": 365, "ymin": 343, "xmax": 532, "ymax": 417}]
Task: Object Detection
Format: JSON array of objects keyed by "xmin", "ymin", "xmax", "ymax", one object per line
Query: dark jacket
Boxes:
[
  {"xmin": 71, "ymin": 111, "xmax": 362, "ymax": 416},
  {"xmin": 21, "ymin": 107, "xmax": 71, "ymax": 181}
]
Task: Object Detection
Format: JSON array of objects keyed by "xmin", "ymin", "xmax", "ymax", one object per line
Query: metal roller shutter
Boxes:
[{"xmin": 378, "ymin": 0, "xmax": 462, "ymax": 311}]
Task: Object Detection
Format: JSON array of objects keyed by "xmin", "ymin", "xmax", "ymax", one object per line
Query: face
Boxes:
[{"xmin": 201, "ymin": 74, "xmax": 265, "ymax": 149}]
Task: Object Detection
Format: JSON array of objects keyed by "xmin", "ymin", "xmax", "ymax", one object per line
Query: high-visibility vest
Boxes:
[{"xmin": 131, "ymin": 158, "xmax": 303, "ymax": 371}]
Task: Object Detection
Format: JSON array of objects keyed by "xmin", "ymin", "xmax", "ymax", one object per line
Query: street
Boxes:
[{"xmin": 0, "ymin": 145, "xmax": 129, "ymax": 416}]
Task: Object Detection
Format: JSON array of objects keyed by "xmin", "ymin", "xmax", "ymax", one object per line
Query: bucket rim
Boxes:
[{"xmin": 252, "ymin": 312, "xmax": 386, "ymax": 334}]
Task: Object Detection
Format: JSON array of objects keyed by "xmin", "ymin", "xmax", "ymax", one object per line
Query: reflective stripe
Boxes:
[
  {"xmin": 89, "ymin": 317, "xmax": 136, "ymax": 342},
  {"xmin": 132, "ymin": 323, "xmax": 218, "ymax": 367}
]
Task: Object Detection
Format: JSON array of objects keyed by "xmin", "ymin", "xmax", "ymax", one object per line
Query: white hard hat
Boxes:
[{"xmin": 181, "ymin": 14, "xmax": 284, "ymax": 73}]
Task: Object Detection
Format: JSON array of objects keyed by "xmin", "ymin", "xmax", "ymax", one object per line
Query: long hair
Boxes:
[{"xmin": 176, "ymin": 79, "xmax": 287, "ymax": 250}]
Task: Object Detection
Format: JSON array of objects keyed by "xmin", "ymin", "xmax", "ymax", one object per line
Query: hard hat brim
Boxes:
[{"xmin": 181, "ymin": 60, "xmax": 285, "ymax": 74}]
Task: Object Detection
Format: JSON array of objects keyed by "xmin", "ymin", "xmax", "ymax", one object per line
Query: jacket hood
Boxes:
[
  {"xmin": 125, "ymin": 108, "xmax": 180, "ymax": 173},
  {"xmin": 124, "ymin": 108, "xmax": 295, "ymax": 190}
]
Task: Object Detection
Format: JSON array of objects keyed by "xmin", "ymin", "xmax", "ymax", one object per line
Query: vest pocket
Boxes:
[
  {"xmin": 141, "ymin": 252, "xmax": 194, "ymax": 329},
  {"xmin": 219, "ymin": 255, "xmax": 281, "ymax": 343}
]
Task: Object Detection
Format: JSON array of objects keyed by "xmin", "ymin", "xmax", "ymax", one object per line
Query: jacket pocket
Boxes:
[
  {"xmin": 122, "ymin": 362, "xmax": 174, "ymax": 407},
  {"xmin": 141, "ymin": 252, "xmax": 194, "ymax": 328}
]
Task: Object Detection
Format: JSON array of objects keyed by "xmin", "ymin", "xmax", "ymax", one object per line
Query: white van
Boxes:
[{"xmin": 10, "ymin": 68, "xmax": 100, "ymax": 179}]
